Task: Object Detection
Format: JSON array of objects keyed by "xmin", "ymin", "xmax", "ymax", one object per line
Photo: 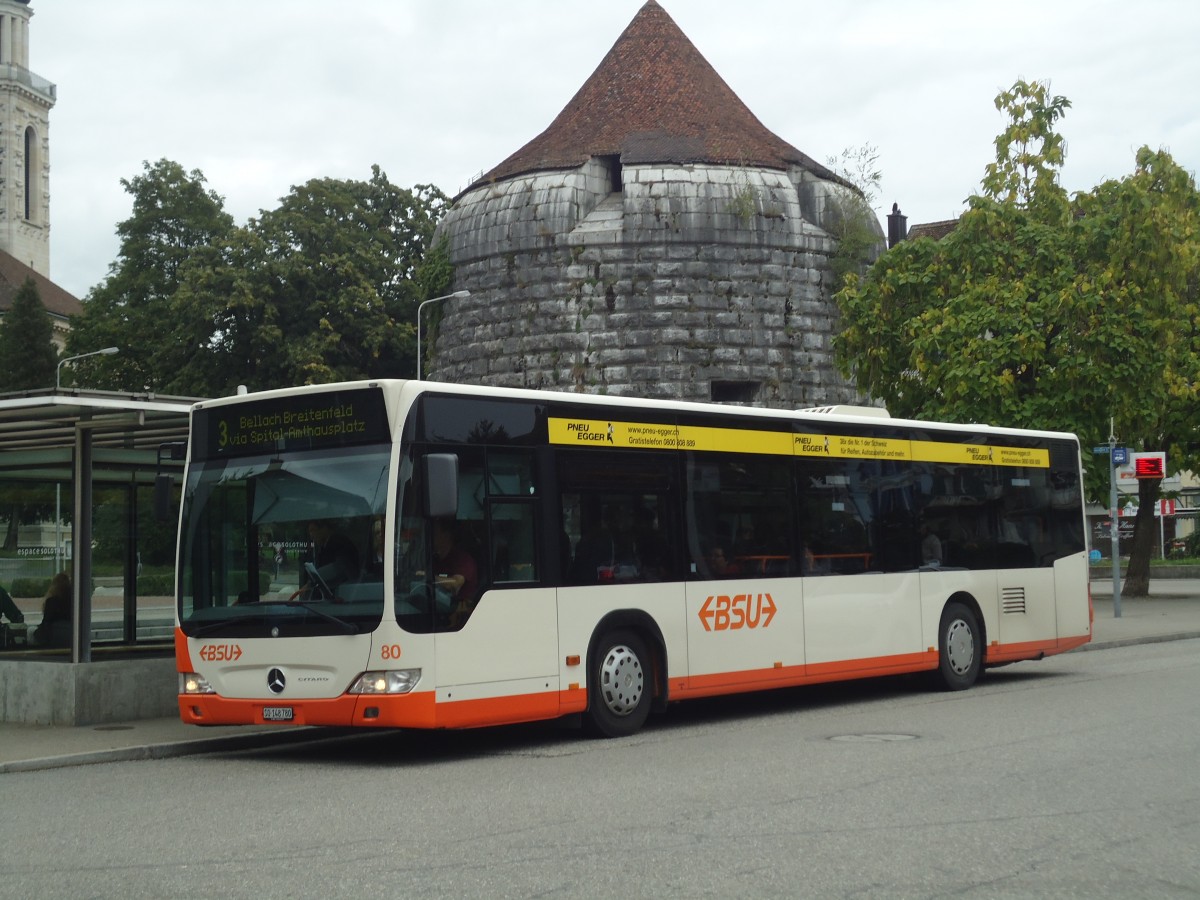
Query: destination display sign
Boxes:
[
  {"xmin": 548, "ymin": 417, "xmax": 1049, "ymax": 468},
  {"xmin": 195, "ymin": 388, "xmax": 391, "ymax": 459}
]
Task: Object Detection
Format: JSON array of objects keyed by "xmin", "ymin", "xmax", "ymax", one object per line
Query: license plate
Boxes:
[{"xmin": 262, "ymin": 706, "xmax": 294, "ymax": 722}]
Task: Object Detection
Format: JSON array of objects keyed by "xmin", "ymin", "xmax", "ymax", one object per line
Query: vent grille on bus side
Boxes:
[{"xmin": 1001, "ymin": 587, "xmax": 1027, "ymax": 615}]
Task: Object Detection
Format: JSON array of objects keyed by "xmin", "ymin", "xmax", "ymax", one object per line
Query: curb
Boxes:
[
  {"xmin": 0, "ymin": 726, "xmax": 342, "ymax": 775},
  {"xmin": 1076, "ymin": 631, "xmax": 1200, "ymax": 653}
]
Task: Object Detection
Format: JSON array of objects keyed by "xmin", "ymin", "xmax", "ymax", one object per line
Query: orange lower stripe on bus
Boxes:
[
  {"xmin": 674, "ymin": 649, "xmax": 939, "ymax": 700},
  {"xmin": 986, "ymin": 634, "xmax": 1091, "ymax": 664},
  {"xmin": 179, "ymin": 686, "xmax": 590, "ymax": 730}
]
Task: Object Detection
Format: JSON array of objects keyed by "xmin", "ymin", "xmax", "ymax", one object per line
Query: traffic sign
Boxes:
[
  {"xmin": 1092, "ymin": 446, "xmax": 1110, "ymax": 454},
  {"xmin": 1112, "ymin": 447, "xmax": 1129, "ymax": 465}
]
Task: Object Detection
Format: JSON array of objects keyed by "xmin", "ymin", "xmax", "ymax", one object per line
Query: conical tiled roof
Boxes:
[{"xmin": 476, "ymin": 0, "xmax": 838, "ymax": 185}]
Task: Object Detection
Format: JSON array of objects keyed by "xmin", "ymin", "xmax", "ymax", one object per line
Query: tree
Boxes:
[
  {"xmin": 67, "ymin": 159, "xmax": 235, "ymax": 391},
  {"xmin": 824, "ymin": 144, "xmax": 885, "ymax": 288},
  {"xmin": 1070, "ymin": 148, "xmax": 1200, "ymax": 593},
  {"xmin": 0, "ymin": 281, "xmax": 61, "ymax": 552},
  {"xmin": 158, "ymin": 167, "xmax": 450, "ymax": 397},
  {"xmin": 0, "ymin": 277, "xmax": 58, "ymax": 392},
  {"xmin": 834, "ymin": 79, "xmax": 1200, "ymax": 596}
]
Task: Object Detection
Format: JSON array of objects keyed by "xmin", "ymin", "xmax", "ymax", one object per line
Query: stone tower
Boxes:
[
  {"xmin": 0, "ymin": 0, "xmax": 53, "ymax": 276},
  {"xmin": 432, "ymin": 0, "xmax": 881, "ymax": 407}
]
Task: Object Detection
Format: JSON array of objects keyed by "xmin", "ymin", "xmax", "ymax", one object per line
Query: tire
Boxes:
[
  {"xmin": 936, "ymin": 601, "xmax": 982, "ymax": 691},
  {"xmin": 586, "ymin": 629, "xmax": 652, "ymax": 738}
]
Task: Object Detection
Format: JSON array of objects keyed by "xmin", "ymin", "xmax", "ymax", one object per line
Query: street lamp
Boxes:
[
  {"xmin": 416, "ymin": 291, "xmax": 470, "ymax": 381},
  {"xmin": 56, "ymin": 346, "xmax": 119, "ymax": 390}
]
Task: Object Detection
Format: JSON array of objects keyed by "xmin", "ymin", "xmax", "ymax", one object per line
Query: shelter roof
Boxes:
[
  {"xmin": 0, "ymin": 389, "xmax": 196, "ymax": 454},
  {"xmin": 475, "ymin": 0, "xmax": 841, "ymax": 187}
]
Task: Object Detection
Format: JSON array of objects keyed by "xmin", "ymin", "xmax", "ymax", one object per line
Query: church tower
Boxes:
[{"xmin": 0, "ymin": 0, "xmax": 53, "ymax": 276}]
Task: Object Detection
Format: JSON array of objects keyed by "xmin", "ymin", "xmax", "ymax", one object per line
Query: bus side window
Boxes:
[
  {"xmin": 686, "ymin": 452, "xmax": 795, "ymax": 580},
  {"xmin": 484, "ymin": 450, "xmax": 539, "ymax": 585}
]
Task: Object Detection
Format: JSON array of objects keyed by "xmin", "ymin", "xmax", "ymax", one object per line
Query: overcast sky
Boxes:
[{"xmin": 31, "ymin": 0, "xmax": 1200, "ymax": 300}]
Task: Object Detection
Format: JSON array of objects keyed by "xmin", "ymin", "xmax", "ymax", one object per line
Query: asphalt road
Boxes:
[{"xmin": 4, "ymin": 639, "xmax": 1199, "ymax": 899}]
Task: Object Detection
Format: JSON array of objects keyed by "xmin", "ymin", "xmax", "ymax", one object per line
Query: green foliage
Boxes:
[
  {"xmin": 981, "ymin": 79, "xmax": 1072, "ymax": 223},
  {"xmin": 68, "ymin": 160, "xmax": 235, "ymax": 392},
  {"xmin": 11, "ymin": 577, "xmax": 50, "ymax": 598},
  {"xmin": 0, "ymin": 278, "xmax": 58, "ymax": 391},
  {"xmin": 0, "ymin": 481, "xmax": 57, "ymax": 552},
  {"xmin": 728, "ymin": 182, "xmax": 758, "ymax": 221},
  {"xmin": 157, "ymin": 168, "xmax": 450, "ymax": 396},
  {"xmin": 1186, "ymin": 530, "xmax": 1200, "ymax": 558},
  {"xmin": 824, "ymin": 144, "xmax": 885, "ymax": 289},
  {"xmin": 834, "ymin": 79, "xmax": 1200, "ymax": 595}
]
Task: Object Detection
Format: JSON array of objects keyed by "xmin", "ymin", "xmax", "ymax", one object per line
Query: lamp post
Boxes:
[
  {"xmin": 56, "ymin": 346, "xmax": 119, "ymax": 390},
  {"xmin": 416, "ymin": 291, "xmax": 470, "ymax": 381}
]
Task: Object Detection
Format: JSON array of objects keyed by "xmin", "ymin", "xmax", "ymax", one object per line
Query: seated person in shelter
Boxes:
[
  {"xmin": 0, "ymin": 583, "xmax": 23, "ymax": 625},
  {"xmin": 33, "ymin": 572, "xmax": 72, "ymax": 648},
  {"xmin": 0, "ymin": 582, "xmax": 26, "ymax": 648}
]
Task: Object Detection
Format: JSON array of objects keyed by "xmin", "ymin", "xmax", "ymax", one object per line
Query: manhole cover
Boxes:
[
  {"xmin": 829, "ymin": 733, "xmax": 919, "ymax": 743},
  {"xmin": 92, "ymin": 725, "xmax": 136, "ymax": 732}
]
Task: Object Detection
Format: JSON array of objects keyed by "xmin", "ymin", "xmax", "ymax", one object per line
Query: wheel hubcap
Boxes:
[
  {"xmin": 599, "ymin": 644, "xmax": 644, "ymax": 716},
  {"xmin": 946, "ymin": 619, "xmax": 974, "ymax": 675}
]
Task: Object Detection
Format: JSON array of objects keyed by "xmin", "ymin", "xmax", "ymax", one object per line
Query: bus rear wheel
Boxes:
[
  {"xmin": 937, "ymin": 601, "xmax": 982, "ymax": 691},
  {"xmin": 587, "ymin": 630, "xmax": 652, "ymax": 738}
]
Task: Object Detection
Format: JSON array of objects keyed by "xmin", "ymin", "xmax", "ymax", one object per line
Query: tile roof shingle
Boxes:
[{"xmin": 475, "ymin": 0, "xmax": 838, "ymax": 187}]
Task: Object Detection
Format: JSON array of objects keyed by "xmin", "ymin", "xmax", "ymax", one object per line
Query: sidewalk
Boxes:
[{"xmin": 3, "ymin": 579, "xmax": 1198, "ymax": 774}]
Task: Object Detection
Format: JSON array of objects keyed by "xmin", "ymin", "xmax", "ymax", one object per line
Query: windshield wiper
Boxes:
[
  {"xmin": 269, "ymin": 599, "xmax": 360, "ymax": 633},
  {"xmin": 188, "ymin": 601, "xmax": 359, "ymax": 636}
]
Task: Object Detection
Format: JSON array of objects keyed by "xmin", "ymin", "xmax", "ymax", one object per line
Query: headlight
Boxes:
[
  {"xmin": 179, "ymin": 672, "xmax": 215, "ymax": 694},
  {"xmin": 348, "ymin": 669, "xmax": 421, "ymax": 694}
]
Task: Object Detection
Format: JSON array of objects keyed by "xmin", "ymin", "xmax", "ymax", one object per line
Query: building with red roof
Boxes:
[{"xmin": 432, "ymin": 1, "xmax": 882, "ymax": 407}]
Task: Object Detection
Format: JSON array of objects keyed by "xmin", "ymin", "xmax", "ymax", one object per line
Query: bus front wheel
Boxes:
[
  {"xmin": 587, "ymin": 630, "xmax": 652, "ymax": 738},
  {"xmin": 937, "ymin": 601, "xmax": 982, "ymax": 691}
]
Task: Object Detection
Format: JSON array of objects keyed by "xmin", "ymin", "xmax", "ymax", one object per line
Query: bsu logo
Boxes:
[{"xmin": 698, "ymin": 593, "xmax": 777, "ymax": 632}]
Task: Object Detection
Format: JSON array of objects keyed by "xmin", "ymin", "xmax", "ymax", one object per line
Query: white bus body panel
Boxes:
[
  {"xmin": 195, "ymin": 634, "xmax": 374, "ymax": 700},
  {"xmin": 435, "ymin": 587, "xmax": 559, "ymax": 692},
  {"xmin": 555, "ymin": 582, "xmax": 688, "ymax": 679},
  {"xmin": 806, "ymin": 573, "xmax": 924, "ymax": 667},
  {"xmin": 684, "ymin": 578, "xmax": 802, "ymax": 683}
]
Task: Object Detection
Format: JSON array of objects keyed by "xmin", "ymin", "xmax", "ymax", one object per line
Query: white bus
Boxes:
[{"xmin": 175, "ymin": 380, "xmax": 1091, "ymax": 737}]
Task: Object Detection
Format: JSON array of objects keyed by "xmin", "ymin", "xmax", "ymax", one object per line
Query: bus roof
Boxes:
[{"xmin": 192, "ymin": 379, "xmax": 1080, "ymax": 444}]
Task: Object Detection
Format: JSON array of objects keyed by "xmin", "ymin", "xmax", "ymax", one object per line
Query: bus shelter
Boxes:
[{"xmin": 0, "ymin": 389, "xmax": 195, "ymax": 724}]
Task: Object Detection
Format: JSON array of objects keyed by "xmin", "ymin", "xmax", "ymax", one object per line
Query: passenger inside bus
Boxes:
[
  {"xmin": 432, "ymin": 518, "xmax": 478, "ymax": 627},
  {"xmin": 303, "ymin": 519, "xmax": 361, "ymax": 594},
  {"xmin": 364, "ymin": 516, "xmax": 386, "ymax": 578},
  {"xmin": 703, "ymin": 543, "xmax": 735, "ymax": 578},
  {"xmin": 920, "ymin": 522, "xmax": 944, "ymax": 567},
  {"xmin": 570, "ymin": 504, "xmax": 619, "ymax": 582}
]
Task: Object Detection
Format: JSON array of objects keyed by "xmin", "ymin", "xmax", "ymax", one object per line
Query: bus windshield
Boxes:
[{"xmin": 177, "ymin": 444, "xmax": 390, "ymax": 638}]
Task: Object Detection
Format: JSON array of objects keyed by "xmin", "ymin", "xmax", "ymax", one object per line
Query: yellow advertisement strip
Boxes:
[
  {"xmin": 548, "ymin": 418, "xmax": 792, "ymax": 454},
  {"xmin": 912, "ymin": 441, "xmax": 1049, "ymax": 468},
  {"xmin": 795, "ymin": 433, "xmax": 912, "ymax": 460},
  {"xmin": 549, "ymin": 418, "xmax": 1049, "ymax": 468}
]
